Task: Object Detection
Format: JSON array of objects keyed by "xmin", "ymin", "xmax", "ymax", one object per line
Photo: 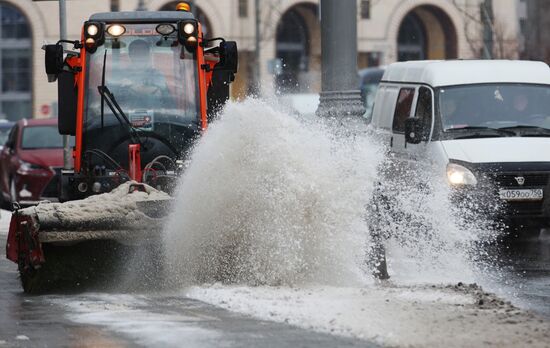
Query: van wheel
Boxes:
[
  {"xmin": 366, "ymin": 185, "xmax": 390, "ymax": 280},
  {"xmin": 19, "ymin": 266, "xmax": 52, "ymax": 294}
]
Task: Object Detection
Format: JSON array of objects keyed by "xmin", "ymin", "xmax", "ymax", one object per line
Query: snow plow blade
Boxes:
[{"xmin": 5, "ymin": 182, "xmax": 172, "ymax": 292}]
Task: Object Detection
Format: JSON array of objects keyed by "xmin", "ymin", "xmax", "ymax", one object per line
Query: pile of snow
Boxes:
[
  {"xmin": 188, "ymin": 284, "xmax": 550, "ymax": 348},
  {"xmin": 22, "ymin": 181, "xmax": 171, "ymax": 231},
  {"xmin": 52, "ymin": 294, "xmax": 221, "ymax": 348}
]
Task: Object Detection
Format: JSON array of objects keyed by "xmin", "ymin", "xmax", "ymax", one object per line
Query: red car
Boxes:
[{"xmin": 0, "ymin": 118, "xmax": 64, "ymax": 208}]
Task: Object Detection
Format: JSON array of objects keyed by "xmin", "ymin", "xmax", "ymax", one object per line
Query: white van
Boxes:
[{"xmin": 369, "ymin": 60, "xmax": 550, "ymax": 229}]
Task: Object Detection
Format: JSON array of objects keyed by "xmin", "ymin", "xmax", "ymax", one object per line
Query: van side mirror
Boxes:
[
  {"xmin": 217, "ymin": 41, "xmax": 238, "ymax": 75},
  {"xmin": 45, "ymin": 44, "xmax": 64, "ymax": 82},
  {"xmin": 405, "ymin": 117, "xmax": 424, "ymax": 144}
]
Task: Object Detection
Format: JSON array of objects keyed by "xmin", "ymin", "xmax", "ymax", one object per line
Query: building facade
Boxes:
[{"xmin": 0, "ymin": 0, "xmax": 521, "ymax": 121}]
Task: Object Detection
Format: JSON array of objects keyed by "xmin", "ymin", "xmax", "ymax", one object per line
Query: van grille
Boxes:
[{"xmin": 492, "ymin": 173, "xmax": 549, "ymax": 187}]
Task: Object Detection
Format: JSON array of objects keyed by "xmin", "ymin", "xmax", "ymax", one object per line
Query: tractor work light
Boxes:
[
  {"xmin": 156, "ymin": 24, "xmax": 175, "ymax": 36},
  {"xmin": 176, "ymin": 2, "xmax": 191, "ymax": 12},
  {"xmin": 107, "ymin": 24, "xmax": 126, "ymax": 37},
  {"xmin": 178, "ymin": 19, "xmax": 199, "ymax": 50}
]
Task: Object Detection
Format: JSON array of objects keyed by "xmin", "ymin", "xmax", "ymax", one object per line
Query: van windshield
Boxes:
[{"xmin": 439, "ymin": 84, "xmax": 550, "ymax": 136}]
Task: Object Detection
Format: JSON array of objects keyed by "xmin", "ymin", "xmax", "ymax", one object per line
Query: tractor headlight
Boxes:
[
  {"xmin": 447, "ymin": 163, "xmax": 477, "ymax": 186},
  {"xmin": 183, "ymin": 23, "xmax": 195, "ymax": 35},
  {"xmin": 83, "ymin": 21, "xmax": 105, "ymax": 53},
  {"xmin": 87, "ymin": 24, "xmax": 99, "ymax": 37},
  {"xmin": 178, "ymin": 19, "xmax": 199, "ymax": 50}
]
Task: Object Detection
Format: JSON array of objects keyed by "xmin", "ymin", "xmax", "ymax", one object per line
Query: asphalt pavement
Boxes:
[
  {"xmin": 1, "ymin": 208, "xmax": 549, "ymax": 347},
  {"xmin": 491, "ymin": 230, "xmax": 550, "ymax": 319},
  {"xmin": 0, "ymin": 214, "xmax": 374, "ymax": 348}
]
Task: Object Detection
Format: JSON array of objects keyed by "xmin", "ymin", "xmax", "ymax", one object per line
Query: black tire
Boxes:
[
  {"xmin": 18, "ymin": 241, "xmax": 122, "ymax": 294},
  {"xmin": 19, "ymin": 265, "xmax": 53, "ymax": 294},
  {"xmin": 366, "ymin": 185, "xmax": 390, "ymax": 280}
]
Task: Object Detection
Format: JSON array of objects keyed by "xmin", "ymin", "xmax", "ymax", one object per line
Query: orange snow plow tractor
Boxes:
[{"xmin": 6, "ymin": 4, "xmax": 238, "ymax": 293}]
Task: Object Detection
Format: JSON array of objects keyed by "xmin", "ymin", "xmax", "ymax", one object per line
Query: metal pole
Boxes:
[
  {"xmin": 59, "ymin": 0, "xmax": 72, "ymax": 170},
  {"xmin": 481, "ymin": 0, "xmax": 494, "ymax": 59},
  {"xmin": 254, "ymin": 0, "xmax": 261, "ymax": 94},
  {"xmin": 136, "ymin": 0, "xmax": 146, "ymax": 11},
  {"xmin": 316, "ymin": 0, "xmax": 365, "ymax": 118}
]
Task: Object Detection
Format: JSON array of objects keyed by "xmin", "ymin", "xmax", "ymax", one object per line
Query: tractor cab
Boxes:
[{"xmin": 44, "ymin": 6, "xmax": 237, "ymax": 201}]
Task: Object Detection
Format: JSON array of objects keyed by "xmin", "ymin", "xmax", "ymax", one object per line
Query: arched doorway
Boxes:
[
  {"xmin": 159, "ymin": 1, "xmax": 213, "ymax": 39},
  {"xmin": 397, "ymin": 5, "xmax": 457, "ymax": 61},
  {"xmin": 275, "ymin": 3, "xmax": 320, "ymax": 93},
  {"xmin": 398, "ymin": 13, "xmax": 426, "ymax": 61},
  {"xmin": 0, "ymin": 2, "xmax": 32, "ymax": 121}
]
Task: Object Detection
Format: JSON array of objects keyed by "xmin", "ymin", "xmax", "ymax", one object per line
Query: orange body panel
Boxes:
[
  {"xmin": 70, "ymin": 25, "xmax": 215, "ymax": 174},
  {"xmin": 196, "ymin": 23, "xmax": 208, "ymax": 130}
]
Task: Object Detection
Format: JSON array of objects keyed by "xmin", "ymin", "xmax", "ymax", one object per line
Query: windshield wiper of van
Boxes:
[
  {"xmin": 498, "ymin": 125, "xmax": 550, "ymax": 137},
  {"xmin": 445, "ymin": 126, "xmax": 516, "ymax": 139},
  {"xmin": 97, "ymin": 85, "xmax": 143, "ymax": 146}
]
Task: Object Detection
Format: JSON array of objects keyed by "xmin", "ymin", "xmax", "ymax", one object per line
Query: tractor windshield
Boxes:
[{"xmin": 83, "ymin": 23, "xmax": 200, "ymax": 169}]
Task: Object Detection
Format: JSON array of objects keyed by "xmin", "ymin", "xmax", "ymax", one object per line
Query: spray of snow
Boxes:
[
  {"xmin": 164, "ymin": 99, "xmax": 383, "ymax": 286},
  {"xmin": 163, "ymin": 98, "xmax": 500, "ymax": 287}
]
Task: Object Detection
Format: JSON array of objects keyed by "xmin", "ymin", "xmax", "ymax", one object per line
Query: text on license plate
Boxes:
[{"xmin": 499, "ymin": 189, "xmax": 544, "ymax": 201}]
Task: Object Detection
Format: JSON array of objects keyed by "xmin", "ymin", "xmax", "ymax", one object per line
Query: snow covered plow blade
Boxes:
[{"xmin": 6, "ymin": 182, "xmax": 172, "ymax": 293}]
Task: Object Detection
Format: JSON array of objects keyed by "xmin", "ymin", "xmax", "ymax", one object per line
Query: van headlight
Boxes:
[{"xmin": 447, "ymin": 163, "xmax": 477, "ymax": 186}]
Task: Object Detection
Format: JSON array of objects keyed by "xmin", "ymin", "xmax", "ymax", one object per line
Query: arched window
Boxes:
[
  {"xmin": 0, "ymin": 2, "xmax": 32, "ymax": 121},
  {"xmin": 275, "ymin": 4, "xmax": 318, "ymax": 93},
  {"xmin": 397, "ymin": 6, "xmax": 458, "ymax": 62},
  {"xmin": 397, "ymin": 13, "xmax": 426, "ymax": 61}
]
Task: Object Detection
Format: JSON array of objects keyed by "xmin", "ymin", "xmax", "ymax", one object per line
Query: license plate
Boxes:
[{"xmin": 499, "ymin": 189, "xmax": 544, "ymax": 201}]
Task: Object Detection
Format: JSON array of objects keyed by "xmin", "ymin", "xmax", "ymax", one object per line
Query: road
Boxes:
[
  {"xmin": 490, "ymin": 231, "xmax": 550, "ymax": 319},
  {"xmin": 1, "ymin": 209, "xmax": 549, "ymax": 347},
  {"xmin": 0, "ymin": 211, "xmax": 374, "ymax": 348}
]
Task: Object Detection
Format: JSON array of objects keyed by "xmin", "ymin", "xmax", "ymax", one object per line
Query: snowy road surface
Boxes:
[{"xmin": 1, "ymin": 210, "xmax": 549, "ymax": 347}]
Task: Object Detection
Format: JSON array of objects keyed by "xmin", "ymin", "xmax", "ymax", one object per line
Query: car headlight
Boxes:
[
  {"xmin": 18, "ymin": 161, "xmax": 45, "ymax": 173},
  {"xmin": 446, "ymin": 163, "xmax": 477, "ymax": 186}
]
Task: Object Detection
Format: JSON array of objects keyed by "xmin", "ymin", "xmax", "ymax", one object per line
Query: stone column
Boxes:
[{"xmin": 316, "ymin": 0, "xmax": 365, "ymax": 118}]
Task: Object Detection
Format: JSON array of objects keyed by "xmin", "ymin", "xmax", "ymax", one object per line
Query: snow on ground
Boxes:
[
  {"xmin": 0, "ymin": 209, "xmax": 11, "ymax": 235},
  {"xmin": 51, "ymin": 294, "xmax": 222, "ymax": 348},
  {"xmin": 162, "ymin": 99, "xmax": 550, "ymax": 347},
  {"xmin": 187, "ymin": 284, "xmax": 550, "ymax": 348}
]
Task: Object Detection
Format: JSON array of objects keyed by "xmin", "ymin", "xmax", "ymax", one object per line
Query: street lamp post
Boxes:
[
  {"xmin": 136, "ymin": 0, "xmax": 146, "ymax": 11},
  {"xmin": 59, "ymin": 0, "xmax": 72, "ymax": 170},
  {"xmin": 316, "ymin": 0, "xmax": 365, "ymax": 118}
]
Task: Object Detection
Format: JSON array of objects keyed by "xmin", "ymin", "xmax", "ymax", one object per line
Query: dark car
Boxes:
[
  {"xmin": 0, "ymin": 118, "xmax": 65, "ymax": 208},
  {"xmin": 0, "ymin": 120, "xmax": 14, "ymax": 150},
  {"xmin": 359, "ymin": 67, "xmax": 385, "ymax": 121}
]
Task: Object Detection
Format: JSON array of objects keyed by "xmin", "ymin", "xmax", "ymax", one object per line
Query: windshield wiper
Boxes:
[
  {"xmin": 97, "ymin": 85, "xmax": 143, "ymax": 146},
  {"xmin": 100, "ymin": 49, "xmax": 107, "ymax": 129},
  {"xmin": 445, "ymin": 126, "xmax": 516, "ymax": 139},
  {"xmin": 498, "ymin": 125, "xmax": 550, "ymax": 137}
]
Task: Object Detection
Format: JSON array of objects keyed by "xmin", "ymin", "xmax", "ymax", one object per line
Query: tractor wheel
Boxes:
[{"xmin": 19, "ymin": 265, "xmax": 52, "ymax": 294}]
